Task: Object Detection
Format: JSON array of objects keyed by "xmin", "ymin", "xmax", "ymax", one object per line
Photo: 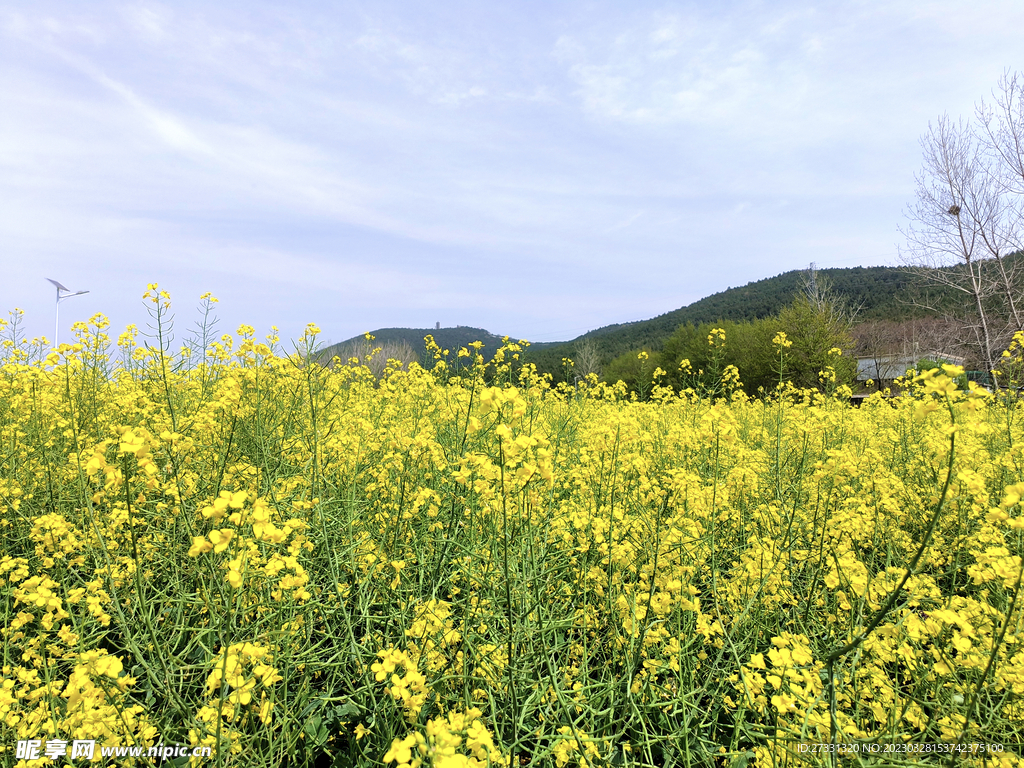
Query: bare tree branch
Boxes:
[{"xmin": 898, "ymin": 106, "xmax": 1024, "ymax": 373}]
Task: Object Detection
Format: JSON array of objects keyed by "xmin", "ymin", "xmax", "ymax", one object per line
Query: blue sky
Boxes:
[{"xmin": 2, "ymin": 1, "xmax": 1022, "ymax": 347}]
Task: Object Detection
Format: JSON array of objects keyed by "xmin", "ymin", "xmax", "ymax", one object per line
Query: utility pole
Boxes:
[{"xmin": 46, "ymin": 278, "xmax": 89, "ymax": 347}]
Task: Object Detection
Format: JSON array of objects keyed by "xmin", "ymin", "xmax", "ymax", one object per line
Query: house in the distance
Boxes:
[{"xmin": 855, "ymin": 352, "xmax": 965, "ymax": 388}]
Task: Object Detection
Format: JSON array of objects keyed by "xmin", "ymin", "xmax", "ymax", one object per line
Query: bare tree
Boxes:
[
  {"xmin": 803, "ymin": 263, "xmax": 858, "ymax": 324},
  {"xmin": 977, "ymin": 70, "xmax": 1024, "ymax": 330},
  {"xmin": 854, "ymin": 317, "xmax": 968, "ymax": 386},
  {"xmin": 854, "ymin": 319, "xmax": 905, "ymax": 387},
  {"xmin": 900, "ymin": 115, "xmax": 1005, "ymax": 373},
  {"xmin": 901, "ymin": 73, "xmax": 1024, "ymax": 375},
  {"xmin": 573, "ymin": 337, "xmax": 602, "ymax": 380}
]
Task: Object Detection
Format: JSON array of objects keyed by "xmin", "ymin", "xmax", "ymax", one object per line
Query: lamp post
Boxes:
[{"xmin": 46, "ymin": 278, "xmax": 89, "ymax": 347}]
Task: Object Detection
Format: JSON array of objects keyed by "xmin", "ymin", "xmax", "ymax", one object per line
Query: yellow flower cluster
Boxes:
[
  {"xmin": 1, "ymin": 291, "xmax": 1023, "ymax": 767},
  {"xmin": 405, "ymin": 600, "xmax": 462, "ymax": 672},
  {"xmin": 372, "ymin": 648, "xmax": 429, "ymax": 720},
  {"xmin": 382, "ymin": 708, "xmax": 508, "ymax": 768},
  {"xmin": 188, "ymin": 489, "xmax": 311, "ymax": 597}
]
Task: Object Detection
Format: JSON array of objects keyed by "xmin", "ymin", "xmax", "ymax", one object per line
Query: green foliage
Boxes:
[
  {"xmin": 776, "ymin": 295, "xmax": 856, "ymax": 390},
  {"xmin": 603, "ymin": 349, "xmax": 655, "ymax": 397},
  {"xmin": 648, "ymin": 295, "xmax": 855, "ymax": 397},
  {"xmin": 658, "ymin": 319, "xmax": 782, "ymax": 395}
]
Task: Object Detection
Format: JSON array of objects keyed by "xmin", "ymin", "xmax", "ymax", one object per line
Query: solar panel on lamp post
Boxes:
[{"xmin": 47, "ymin": 278, "xmax": 89, "ymax": 348}]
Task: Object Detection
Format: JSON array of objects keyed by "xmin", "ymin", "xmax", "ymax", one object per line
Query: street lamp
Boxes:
[{"xmin": 47, "ymin": 278, "xmax": 89, "ymax": 347}]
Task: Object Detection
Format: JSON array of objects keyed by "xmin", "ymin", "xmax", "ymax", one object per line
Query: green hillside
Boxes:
[
  {"xmin": 321, "ymin": 265, "xmax": 962, "ymax": 378},
  {"xmin": 524, "ymin": 265, "xmax": 960, "ymax": 376}
]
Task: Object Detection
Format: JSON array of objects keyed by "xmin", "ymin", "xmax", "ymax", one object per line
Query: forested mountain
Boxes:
[
  {"xmin": 321, "ymin": 265, "xmax": 962, "ymax": 378},
  {"xmin": 524, "ymin": 265, "xmax": 960, "ymax": 376}
]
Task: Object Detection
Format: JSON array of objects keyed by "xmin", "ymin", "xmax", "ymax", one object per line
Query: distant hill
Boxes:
[
  {"xmin": 320, "ymin": 265, "xmax": 962, "ymax": 377},
  {"xmin": 318, "ymin": 326, "xmax": 509, "ymax": 368}
]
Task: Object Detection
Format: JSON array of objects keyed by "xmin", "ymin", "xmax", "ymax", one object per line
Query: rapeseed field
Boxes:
[{"xmin": 1, "ymin": 288, "xmax": 1022, "ymax": 767}]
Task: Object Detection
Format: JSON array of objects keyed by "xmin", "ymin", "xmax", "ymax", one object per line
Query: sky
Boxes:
[{"xmin": 2, "ymin": 0, "xmax": 1022, "ymax": 348}]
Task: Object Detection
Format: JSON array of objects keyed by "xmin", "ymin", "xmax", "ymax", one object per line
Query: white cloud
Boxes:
[
  {"xmin": 91, "ymin": 69, "xmax": 212, "ymax": 155},
  {"xmin": 121, "ymin": 3, "xmax": 172, "ymax": 43}
]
